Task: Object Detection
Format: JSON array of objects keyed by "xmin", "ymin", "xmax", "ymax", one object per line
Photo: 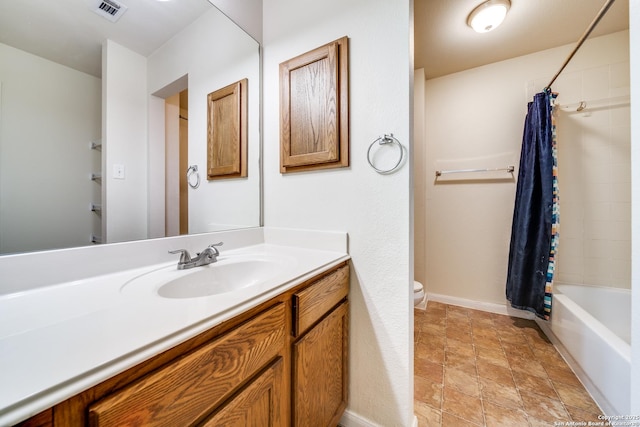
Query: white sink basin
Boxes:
[
  {"xmin": 121, "ymin": 254, "xmax": 295, "ymax": 299},
  {"xmin": 159, "ymin": 258, "xmax": 287, "ymax": 298}
]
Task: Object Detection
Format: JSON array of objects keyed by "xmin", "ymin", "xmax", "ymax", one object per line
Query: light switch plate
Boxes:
[{"xmin": 113, "ymin": 164, "xmax": 125, "ymax": 179}]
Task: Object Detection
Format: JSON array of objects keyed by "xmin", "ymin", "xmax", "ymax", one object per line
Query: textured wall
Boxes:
[{"xmin": 262, "ymin": 0, "xmax": 414, "ymax": 425}]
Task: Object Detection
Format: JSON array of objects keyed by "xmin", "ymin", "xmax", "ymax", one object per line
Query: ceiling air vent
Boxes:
[{"xmin": 90, "ymin": 0, "xmax": 128, "ymax": 23}]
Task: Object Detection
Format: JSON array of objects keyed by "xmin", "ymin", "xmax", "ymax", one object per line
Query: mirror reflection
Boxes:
[{"xmin": 0, "ymin": 0, "xmax": 261, "ymax": 255}]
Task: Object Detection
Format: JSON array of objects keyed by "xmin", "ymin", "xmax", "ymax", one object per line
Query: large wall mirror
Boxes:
[{"xmin": 0, "ymin": 0, "xmax": 261, "ymax": 255}]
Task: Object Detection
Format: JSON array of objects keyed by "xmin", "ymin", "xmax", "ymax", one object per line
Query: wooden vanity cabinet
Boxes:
[
  {"xmin": 14, "ymin": 409, "xmax": 52, "ymax": 427},
  {"xmin": 292, "ymin": 265, "xmax": 349, "ymax": 427},
  {"xmin": 200, "ymin": 357, "xmax": 285, "ymax": 426},
  {"xmin": 15, "ymin": 262, "xmax": 349, "ymax": 427},
  {"xmin": 87, "ymin": 303, "xmax": 287, "ymax": 427}
]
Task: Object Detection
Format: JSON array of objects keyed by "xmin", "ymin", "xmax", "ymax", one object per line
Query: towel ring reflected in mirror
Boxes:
[
  {"xmin": 187, "ymin": 165, "xmax": 200, "ymax": 189},
  {"xmin": 367, "ymin": 133, "xmax": 405, "ymax": 174}
]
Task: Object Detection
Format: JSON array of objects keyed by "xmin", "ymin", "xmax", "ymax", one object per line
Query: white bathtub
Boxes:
[{"xmin": 550, "ymin": 283, "xmax": 631, "ymax": 415}]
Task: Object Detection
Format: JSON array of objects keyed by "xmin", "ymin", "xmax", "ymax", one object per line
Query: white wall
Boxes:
[
  {"xmin": 262, "ymin": 0, "xmax": 413, "ymax": 425},
  {"xmin": 147, "ymin": 6, "xmax": 260, "ymax": 234},
  {"xmin": 0, "ymin": 43, "xmax": 101, "ymax": 253},
  {"xmin": 419, "ymin": 31, "xmax": 630, "ymax": 305},
  {"xmin": 209, "ymin": 0, "xmax": 263, "ymax": 44},
  {"xmin": 165, "ymin": 94, "xmax": 181, "ymax": 237},
  {"xmin": 549, "ymin": 42, "xmax": 630, "ymax": 289},
  {"xmin": 414, "ymin": 68, "xmax": 427, "ymax": 290},
  {"xmin": 629, "ymin": 0, "xmax": 640, "ymax": 414},
  {"xmin": 102, "ymin": 40, "xmax": 149, "ymax": 244}
]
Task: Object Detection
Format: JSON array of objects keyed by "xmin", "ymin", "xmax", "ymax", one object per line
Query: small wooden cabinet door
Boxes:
[
  {"xmin": 200, "ymin": 358, "xmax": 285, "ymax": 427},
  {"xmin": 279, "ymin": 36, "xmax": 349, "ymax": 173},
  {"xmin": 292, "ymin": 301, "xmax": 348, "ymax": 427},
  {"xmin": 207, "ymin": 78, "xmax": 248, "ymax": 180}
]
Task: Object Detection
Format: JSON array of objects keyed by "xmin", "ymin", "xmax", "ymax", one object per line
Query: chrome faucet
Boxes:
[{"xmin": 169, "ymin": 242, "xmax": 223, "ymax": 270}]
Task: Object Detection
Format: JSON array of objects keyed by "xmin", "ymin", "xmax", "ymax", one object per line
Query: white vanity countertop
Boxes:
[{"xmin": 0, "ymin": 241, "xmax": 349, "ymax": 426}]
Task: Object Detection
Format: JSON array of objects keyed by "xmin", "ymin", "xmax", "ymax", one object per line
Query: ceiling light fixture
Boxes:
[{"xmin": 467, "ymin": 0, "xmax": 511, "ymax": 33}]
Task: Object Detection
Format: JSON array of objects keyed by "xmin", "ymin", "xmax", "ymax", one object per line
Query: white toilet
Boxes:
[{"xmin": 414, "ymin": 280, "xmax": 426, "ymax": 309}]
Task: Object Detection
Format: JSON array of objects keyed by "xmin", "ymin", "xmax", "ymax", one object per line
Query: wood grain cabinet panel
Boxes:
[
  {"xmin": 88, "ymin": 303, "xmax": 285, "ymax": 427},
  {"xmin": 200, "ymin": 358, "xmax": 285, "ymax": 427},
  {"xmin": 292, "ymin": 301, "xmax": 349, "ymax": 427},
  {"xmin": 280, "ymin": 37, "xmax": 349, "ymax": 173},
  {"xmin": 13, "ymin": 409, "xmax": 52, "ymax": 427},
  {"xmin": 207, "ymin": 78, "xmax": 248, "ymax": 180},
  {"xmin": 293, "ymin": 265, "xmax": 349, "ymax": 337}
]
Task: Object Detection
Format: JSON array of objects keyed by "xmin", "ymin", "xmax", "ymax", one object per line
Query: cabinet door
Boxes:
[
  {"xmin": 279, "ymin": 36, "xmax": 349, "ymax": 173},
  {"xmin": 88, "ymin": 303, "xmax": 286, "ymax": 427},
  {"xmin": 200, "ymin": 357, "xmax": 285, "ymax": 427},
  {"xmin": 292, "ymin": 301, "xmax": 348, "ymax": 427}
]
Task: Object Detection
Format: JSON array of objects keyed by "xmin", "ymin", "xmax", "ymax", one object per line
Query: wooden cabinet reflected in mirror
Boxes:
[{"xmin": 207, "ymin": 78, "xmax": 248, "ymax": 180}]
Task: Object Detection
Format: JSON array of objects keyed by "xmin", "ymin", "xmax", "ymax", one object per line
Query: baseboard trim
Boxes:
[
  {"xmin": 339, "ymin": 410, "xmax": 418, "ymax": 427},
  {"xmin": 339, "ymin": 410, "xmax": 379, "ymax": 426},
  {"xmin": 426, "ymin": 292, "xmax": 536, "ymax": 319}
]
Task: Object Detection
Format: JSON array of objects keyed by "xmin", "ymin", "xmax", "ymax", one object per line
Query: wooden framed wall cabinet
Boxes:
[
  {"xmin": 207, "ymin": 78, "xmax": 248, "ymax": 180},
  {"xmin": 279, "ymin": 36, "xmax": 349, "ymax": 173}
]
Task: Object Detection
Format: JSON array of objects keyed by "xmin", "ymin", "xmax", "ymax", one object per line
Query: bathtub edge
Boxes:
[{"xmin": 536, "ymin": 317, "xmax": 617, "ymax": 416}]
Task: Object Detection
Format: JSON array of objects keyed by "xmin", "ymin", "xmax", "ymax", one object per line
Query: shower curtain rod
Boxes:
[{"xmin": 545, "ymin": 0, "xmax": 616, "ymax": 90}]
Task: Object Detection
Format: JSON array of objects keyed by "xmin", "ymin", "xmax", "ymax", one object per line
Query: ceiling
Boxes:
[
  {"xmin": 0, "ymin": 0, "xmax": 212, "ymax": 77},
  {"xmin": 1, "ymin": 1, "xmax": 629, "ymax": 81},
  {"xmin": 415, "ymin": 0, "xmax": 630, "ymax": 79}
]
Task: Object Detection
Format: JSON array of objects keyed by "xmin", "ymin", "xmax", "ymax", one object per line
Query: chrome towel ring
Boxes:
[
  {"xmin": 367, "ymin": 133, "xmax": 405, "ymax": 174},
  {"xmin": 187, "ymin": 165, "xmax": 200, "ymax": 189}
]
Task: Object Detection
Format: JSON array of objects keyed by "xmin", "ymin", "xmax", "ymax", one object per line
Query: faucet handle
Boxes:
[
  {"xmin": 169, "ymin": 249, "xmax": 191, "ymax": 263},
  {"xmin": 207, "ymin": 242, "xmax": 223, "ymax": 256}
]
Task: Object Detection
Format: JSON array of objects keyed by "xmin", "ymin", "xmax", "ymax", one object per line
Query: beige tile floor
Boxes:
[{"xmin": 414, "ymin": 301, "xmax": 604, "ymax": 426}]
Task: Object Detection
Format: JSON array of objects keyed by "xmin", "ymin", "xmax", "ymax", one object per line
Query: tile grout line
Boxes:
[
  {"xmin": 417, "ymin": 302, "xmax": 603, "ymax": 427},
  {"xmin": 445, "ymin": 306, "xmax": 485, "ymax": 427},
  {"xmin": 496, "ymin": 319, "xmax": 539, "ymax": 427},
  {"xmin": 470, "ymin": 312, "xmax": 489, "ymax": 427}
]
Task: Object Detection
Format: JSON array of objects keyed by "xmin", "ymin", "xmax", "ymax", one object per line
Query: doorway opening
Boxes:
[{"xmin": 165, "ymin": 89, "xmax": 189, "ymax": 236}]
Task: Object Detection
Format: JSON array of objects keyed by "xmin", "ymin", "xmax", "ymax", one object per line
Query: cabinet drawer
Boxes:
[
  {"xmin": 88, "ymin": 303, "xmax": 286, "ymax": 427},
  {"xmin": 293, "ymin": 265, "xmax": 348, "ymax": 337}
]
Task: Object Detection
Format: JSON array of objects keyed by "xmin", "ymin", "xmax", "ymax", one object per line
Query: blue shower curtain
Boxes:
[{"xmin": 506, "ymin": 90, "xmax": 559, "ymax": 320}]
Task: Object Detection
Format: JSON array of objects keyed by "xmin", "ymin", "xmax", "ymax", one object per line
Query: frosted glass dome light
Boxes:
[{"xmin": 467, "ymin": 0, "xmax": 511, "ymax": 33}]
